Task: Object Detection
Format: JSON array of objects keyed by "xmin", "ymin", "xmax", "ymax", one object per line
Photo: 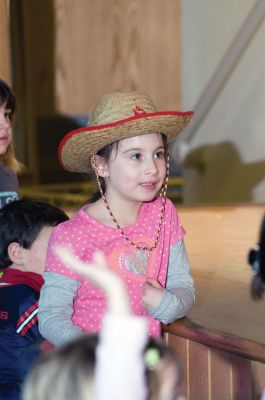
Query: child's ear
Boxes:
[
  {"xmin": 8, "ymin": 242, "xmax": 24, "ymax": 265},
  {"xmin": 92, "ymin": 154, "xmax": 109, "ymax": 178}
]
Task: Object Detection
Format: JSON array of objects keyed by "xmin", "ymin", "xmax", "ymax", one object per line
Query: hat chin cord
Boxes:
[{"xmin": 91, "ymin": 154, "xmax": 169, "ymax": 252}]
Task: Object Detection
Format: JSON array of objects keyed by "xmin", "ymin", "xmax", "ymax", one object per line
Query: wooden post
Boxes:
[{"xmin": 0, "ymin": 0, "xmax": 10, "ymax": 81}]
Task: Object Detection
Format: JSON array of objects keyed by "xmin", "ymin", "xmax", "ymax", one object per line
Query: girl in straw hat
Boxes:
[{"xmin": 38, "ymin": 91, "xmax": 195, "ymax": 345}]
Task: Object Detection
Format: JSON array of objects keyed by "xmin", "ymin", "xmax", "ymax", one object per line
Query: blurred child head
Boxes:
[
  {"xmin": 0, "ymin": 78, "xmax": 22, "ymax": 172},
  {"xmin": 144, "ymin": 338, "xmax": 184, "ymax": 400},
  {"xmin": 249, "ymin": 214, "xmax": 265, "ymax": 300},
  {"xmin": 23, "ymin": 335, "xmax": 98, "ymax": 400},
  {"xmin": 23, "ymin": 334, "xmax": 184, "ymax": 400},
  {"xmin": 0, "ymin": 198, "xmax": 68, "ymax": 274}
]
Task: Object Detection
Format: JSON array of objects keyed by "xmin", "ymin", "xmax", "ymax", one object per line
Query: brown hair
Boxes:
[
  {"xmin": 23, "ymin": 335, "xmax": 98, "ymax": 400},
  {"xmin": 0, "ymin": 78, "xmax": 23, "ymax": 173}
]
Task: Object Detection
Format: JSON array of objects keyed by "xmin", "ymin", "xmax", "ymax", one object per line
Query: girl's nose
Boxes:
[
  {"xmin": 0, "ymin": 115, "xmax": 11, "ymax": 128},
  {"xmin": 144, "ymin": 158, "xmax": 158, "ymax": 175}
]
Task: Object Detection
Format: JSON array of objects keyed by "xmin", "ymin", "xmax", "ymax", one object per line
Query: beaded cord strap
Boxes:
[{"xmin": 91, "ymin": 152, "xmax": 169, "ymax": 252}]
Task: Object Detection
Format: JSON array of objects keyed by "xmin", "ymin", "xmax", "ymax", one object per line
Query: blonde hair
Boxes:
[
  {"xmin": 0, "ymin": 143, "xmax": 23, "ymax": 173},
  {"xmin": 23, "ymin": 336, "xmax": 97, "ymax": 400}
]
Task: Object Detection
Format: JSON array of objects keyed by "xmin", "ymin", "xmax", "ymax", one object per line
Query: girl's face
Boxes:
[
  {"xmin": 0, "ymin": 103, "xmax": 12, "ymax": 156},
  {"xmin": 99, "ymin": 133, "xmax": 167, "ymax": 205}
]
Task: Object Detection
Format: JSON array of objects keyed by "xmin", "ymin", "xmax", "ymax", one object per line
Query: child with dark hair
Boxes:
[
  {"xmin": 0, "ymin": 198, "xmax": 68, "ymax": 400},
  {"xmin": 0, "ymin": 78, "xmax": 23, "ymax": 208}
]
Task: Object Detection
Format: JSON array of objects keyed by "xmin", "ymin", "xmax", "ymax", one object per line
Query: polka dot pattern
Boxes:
[{"xmin": 45, "ymin": 197, "xmax": 185, "ymax": 336}]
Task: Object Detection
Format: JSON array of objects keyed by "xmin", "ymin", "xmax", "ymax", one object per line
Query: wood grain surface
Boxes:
[
  {"xmin": 0, "ymin": 0, "xmax": 9, "ymax": 81},
  {"xmin": 163, "ymin": 205, "xmax": 265, "ymax": 399},
  {"xmin": 177, "ymin": 204, "xmax": 265, "ymax": 345},
  {"xmin": 53, "ymin": 0, "xmax": 181, "ymax": 113}
]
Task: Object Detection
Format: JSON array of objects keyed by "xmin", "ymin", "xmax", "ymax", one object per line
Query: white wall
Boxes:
[{"xmin": 179, "ymin": 0, "xmax": 265, "ymax": 204}]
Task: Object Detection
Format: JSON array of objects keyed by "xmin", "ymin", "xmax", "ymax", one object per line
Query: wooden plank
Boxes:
[
  {"xmin": 164, "ymin": 330, "xmax": 265, "ymax": 400},
  {"xmin": 230, "ymin": 354, "xmax": 253, "ymax": 400},
  {"xmin": 188, "ymin": 340, "xmax": 209, "ymax": 400},
  {"xmin": 210, "ymin": 348, "xmax": 232, "ymax": 400},
  {"xmin": 164, "ymin": 333, "xmax": 188, "ymax": 399},
  {"xmin": 10, "ymin": 0, "xmax": 55, "ymax": 180},
  {"xmin": 163, "ymin": 318, "xmax": 265, "ymax": 363},
  {"xmin": 0, "ymin": 0, "xmax": 10, "ymax": 80},
  {"xmin": 251, "ymin": 360, "xmax": 265, "ymax": 398},
  {"xmin": 53, "ymin": 0, "xmax": 181, "ymax": 114}
]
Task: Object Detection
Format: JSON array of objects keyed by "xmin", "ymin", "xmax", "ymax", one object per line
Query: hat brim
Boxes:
[{"xmin": 59, "ymin": 111, "xmax": 193, "ymax": 173}]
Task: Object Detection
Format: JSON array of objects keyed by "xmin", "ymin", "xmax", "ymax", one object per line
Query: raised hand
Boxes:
[{"xmin": 55, "ymin": 246, "xmax": 131, "ymax": 315}]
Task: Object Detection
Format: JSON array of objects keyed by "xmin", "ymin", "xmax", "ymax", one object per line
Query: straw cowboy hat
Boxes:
[{"xmin": 58, "ymin": 91, "xmax": 193, "ymax": 173}]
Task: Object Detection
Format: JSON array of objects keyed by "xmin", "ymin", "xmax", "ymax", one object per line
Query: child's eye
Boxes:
[
  {"xmin": 4, "ymin": 110, "xmax": 12, "ymax": 120},
  {"xmin": 131, "ymin": 153, "xmax": 141, "ymax": 160},
  {"xmin": 154, "ymin": 150, "xmax": 165, "ymax": 159}
]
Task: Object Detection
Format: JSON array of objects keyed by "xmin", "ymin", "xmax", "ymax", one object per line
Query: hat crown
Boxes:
[{"xmin": 90, "ymin": 91, "xmax": 158, "ymax": 126}]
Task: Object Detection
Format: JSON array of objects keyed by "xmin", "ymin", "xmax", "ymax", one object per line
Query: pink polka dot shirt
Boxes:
[{"xmin": 45, "ymin": 197, "xmax": 185, "ymax": 337}]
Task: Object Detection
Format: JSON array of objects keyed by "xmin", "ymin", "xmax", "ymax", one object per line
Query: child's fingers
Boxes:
[
  {"xmin": 55, "ymin": 245, "xmax": 131, "ymax": 315},
  {"xmin": 55, "ymin": 245, "xmax": 122, "ymax": 290},
  {"xmin": 92, "ymin": 250, "xmax": 108, "ymax": 269},
  {"xmin": 55, "ymin": 246, "xmax": 107, "ymax": 274},
  {"xmin": 145, "ymin": 278, "xmax": 163, "ymax": 289},
  {"xmin": 55, "ymin": 245, "xmax": 89, "ymax": 274}
]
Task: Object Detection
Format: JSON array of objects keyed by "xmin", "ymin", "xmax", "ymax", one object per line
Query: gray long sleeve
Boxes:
[
  {"xmin": 150, "ymin": 240, "xmax": 195, "ymax": 324},
  {"xmin": 38, "ymin": 272, "xmax": 84, "ymax": 347}
]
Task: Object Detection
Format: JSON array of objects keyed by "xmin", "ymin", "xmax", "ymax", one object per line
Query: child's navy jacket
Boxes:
[{"xmin": 0, "ymin": 268, "xmax": 44, "ymax": 400}]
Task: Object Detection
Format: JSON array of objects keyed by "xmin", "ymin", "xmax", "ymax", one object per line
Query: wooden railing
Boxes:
[{"xmin": 163, "ymin": 205, "xmax": 265, "ymax": 400}]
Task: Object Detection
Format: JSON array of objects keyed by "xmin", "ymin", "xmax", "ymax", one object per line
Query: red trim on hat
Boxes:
[{"xmin": 58, "ymin": 110, "xmax": 193, "ymax": 169}]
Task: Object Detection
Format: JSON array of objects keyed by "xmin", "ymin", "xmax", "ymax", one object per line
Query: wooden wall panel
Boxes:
[
  {"xmin": 252, "ymin": 361, "xmax": 265, "ymax": 397},
  {"xmin": 54, "ymin": 0, "xmax": 181, "ymax": 114},
  {"xmin": 188, "ymin": 341, "xmax": 209, "ymax": 400},
  {"xmin": 0, "ymin": 0, "xmax": 10, "ymax": 81},
  {"xmin": 165, "ymin": 329, "xmax": 265, "ymax": 400},
  {"xmin": 164, "ymin": 333, "xmax": 188, "ymax": 398},
  {"xmin": 11, "ymin": 0, "xmax": 182, "ymax": 183},
  {"xmin": 10, "ymin": 0, "xmax": 55, "ymax": 180},
  {"xmin": 230, "ymin": 354, "xmax": 253, "ymax": 400},
  {"xmin": 210, "ymin": 349, "xmax": 231, "ymax": 400}
]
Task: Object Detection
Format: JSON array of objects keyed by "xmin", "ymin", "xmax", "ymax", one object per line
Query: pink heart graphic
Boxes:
[{"xmin": 108, "ymin": 237, "xmax": 158, "ymax": 282}]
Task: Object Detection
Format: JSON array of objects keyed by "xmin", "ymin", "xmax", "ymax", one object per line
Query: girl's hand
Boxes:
[
  {"xmin": 142, "ymin": 278, "xmax": 164, "ymax": 312},
  {"xmin": 55, "ymin": 246, "xmax": 131, "ymax": 315}
]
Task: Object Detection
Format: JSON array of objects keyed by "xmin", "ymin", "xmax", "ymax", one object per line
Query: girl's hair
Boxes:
[
  {"xmin": 144, "ymin": 338, "xmax": 183, "ymax": 400},
  {"xmin": 0, "ymin": 78, "xmax": 16, "ymax": 118},
  {"xmin": 0, "ymin": 78, "xmax": 23, "ymax": 173},
  {"xmin": 90, "ymin": 133, "xmax": 169, "ymax": 203},
  {"xmin": 23, "ymin": 335, "xmax": 98, "ymax": 400}
]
